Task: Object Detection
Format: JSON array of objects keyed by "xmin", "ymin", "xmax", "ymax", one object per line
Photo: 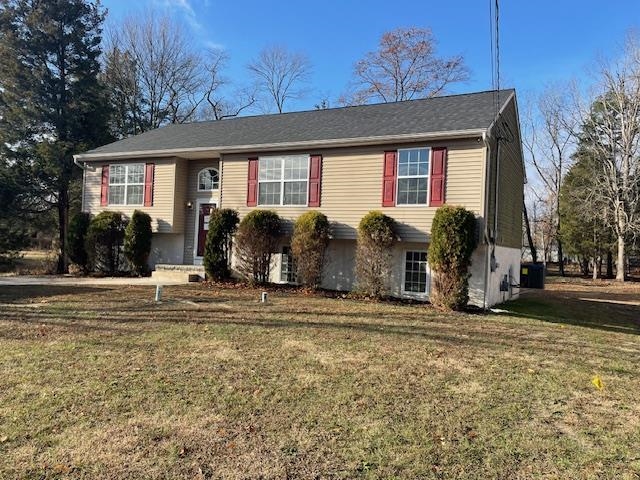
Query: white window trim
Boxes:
[
  {"xmin": 108, "ymin": 163, "xmax": 145, "ymax": 206},
  {"xmin": 197, "ymin": 167, "xmax": 220, "ymax": 192},
  {"xmin": 401, "ymin": 249, "xmax": 431, "ymax": 298},
  {"xmin": 257, "ymin": 155, "xmax": 310, "ymax": 207},
  {"xmin": 395, "ymin": 147, "xmax": 431, "ymax": 207}
]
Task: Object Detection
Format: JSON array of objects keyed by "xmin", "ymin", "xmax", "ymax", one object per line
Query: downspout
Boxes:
[{"xmin": 481, "ymin": 131, "xmax": 492, "ymax": 310}]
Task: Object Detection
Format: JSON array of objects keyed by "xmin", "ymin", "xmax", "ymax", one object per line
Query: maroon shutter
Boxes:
[
  {"xmin": 308, "ymin": 154, "xmax": 322, "ymax": 207},
  {"xmin": 429, "ymin": 147, "xmax": 447, "ymax": 207},
  {"xmin": 382, "ymin": 151, "xmax": 397, "ymax": 207},
  {"xmin": 247, "ymin": 157, "xmax": 258, "ymax": 207},
  {"xmin": 100, "ymin": 165, "xmax": 109, "ymax": 206},
  {"xmin": 144, "ymin": 163, "xmax": 155, "ymax": 207}
]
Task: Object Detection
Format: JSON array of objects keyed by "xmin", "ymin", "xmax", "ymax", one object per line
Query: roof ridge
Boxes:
[{"xmin": 185, "ymin": 88, "xmax": 516, "ymax": 126}]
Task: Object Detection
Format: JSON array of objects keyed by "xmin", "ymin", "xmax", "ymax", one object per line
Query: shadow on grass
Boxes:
[
  {"xmin": 0, "ymin": 285, "xmax": 111, "ymax": 303},
  {"xmin": 505, "ymin": 291, "xmax": 640, "ymax": 335}
]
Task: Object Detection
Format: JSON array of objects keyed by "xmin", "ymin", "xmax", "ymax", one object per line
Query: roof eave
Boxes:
[{"xmin": 73, "ymin": 129, "xmax": 487, "ymax": 161}]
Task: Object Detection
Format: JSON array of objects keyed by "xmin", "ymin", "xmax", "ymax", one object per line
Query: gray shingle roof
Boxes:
[{"xmin": 81, "ymin": 89, "xmax": 514, "ymax": 157}]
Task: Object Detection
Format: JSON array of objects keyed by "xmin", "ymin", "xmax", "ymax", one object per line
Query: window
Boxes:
[
  {"xmin": 258, "ymin": 155, "xmax": 309, "ymax": 206},
  {"xmin": 403, "ymin": 251, "xmax": 429, "ymax": 295},
  {"xmin": 198, "ymin": 168, "xmax": 219, "ymax": 191},
  {"xmin": 109, "ymin": 164, "xmax": 144, "ymax": 205},
  {"xmin": 280, "ymin": 246, "xmax": 298, "ymax": 283},
  {"xmin": 397, "ymin": 148, "xmax": 430, "ymax": 205}
]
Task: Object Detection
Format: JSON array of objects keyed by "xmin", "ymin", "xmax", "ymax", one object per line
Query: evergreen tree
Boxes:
[{"xmin": 0, "ymin": 0, "xmax": 110, "ymax": 273}]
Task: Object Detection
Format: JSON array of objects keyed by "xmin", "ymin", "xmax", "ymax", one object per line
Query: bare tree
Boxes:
[
  {"xmin": 247, "ymin": 46, "xmax": 311, "ymax": 113},
  {"xmin": 576, "ymin": 34, "xmax": 640, "ymax": 281},
  {"xmin": 103, "ymin": 13, "xmax": 248, "ymax": 137},
  {"xmin": 342, "ymin": 27, "xmax": 468, "ymax": 105},
  {"xmin": 522, "ymin": 87, "xmax": 577, "ymax": 275},
  {"xmin": 200, "ymin": 49, "xmax": 257, "ymax": 120}
]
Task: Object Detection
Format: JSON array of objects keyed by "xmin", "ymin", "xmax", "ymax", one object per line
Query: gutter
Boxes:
[{"xmin": 73, "ymin": 129, "xmax": 487, "ymax": 161}]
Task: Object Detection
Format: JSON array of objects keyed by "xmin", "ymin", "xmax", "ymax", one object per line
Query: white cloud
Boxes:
[{"xmin": 156, "ymin": 0, "xmax": 200, "ymax": 30}]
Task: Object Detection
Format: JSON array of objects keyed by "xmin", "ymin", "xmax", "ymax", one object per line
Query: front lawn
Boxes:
[{"xmin": 0, "ymin": 280, "xmax": 639, "ymax": 479}]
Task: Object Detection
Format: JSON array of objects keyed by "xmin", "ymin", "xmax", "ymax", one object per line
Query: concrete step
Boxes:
[{"xmin": 152, "ymin": 264, "xmax": 205, "ymax": 283}]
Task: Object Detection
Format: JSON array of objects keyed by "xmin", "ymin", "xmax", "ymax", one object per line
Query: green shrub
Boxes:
[
  {"xmin": 291, "ymin": 211, "xmax": 331, "ymax": 288},
  {"xmin": 0, "ymin": 220, "xmax": 28, "ymax": 269},
  {"xmin": 203, "ymin": 209, "xmax": 239, "ymax": 281},
  {"xmin": 124, "ymin": 210, "xmax": 153, "ymax": 276},
  {"xmin": 355, "ymin": 211, "xmax": 396, "ymax": 297},
  {"xmin": 428, "ymin": 205, "xmax": 478, "ymax": 310},
  {"xmin": 235, "ymin": 210, "xmax": 281, "ymax": 283},
  {"xmin": 85, "ymin": 211, "xmax": 128, "ymax": 275},
  {"xmin": 66, "ymin": 212, "xmax": 91, "ymax": 273}
]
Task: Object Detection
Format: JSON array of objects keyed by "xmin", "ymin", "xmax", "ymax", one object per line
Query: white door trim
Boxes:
[{"xmin": 193, "ymin": 198, "xmax": 217, "ymax": 265}]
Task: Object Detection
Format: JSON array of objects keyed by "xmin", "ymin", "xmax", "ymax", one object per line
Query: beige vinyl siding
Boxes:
[
  {"xmin": 486, "ymin": 96, "xmax": 524, "ymax": 249},
  {"xmin": 221, "ymin": 139, "xmax": 485, "ymax": 242},
  {"xmin": 173, "ymin": 158, "xmax": 188, "ymax": 233},
  {"xmin": 83, "ymin": 158, "xmax": 180, "ymax": 233},
  {"xmin": 183, "ymin": 159, "xmax": 221, "ymax": 264}
]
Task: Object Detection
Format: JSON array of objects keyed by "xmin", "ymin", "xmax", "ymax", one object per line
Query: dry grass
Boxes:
[{"xmin": 0, "ymin": 279, "xmax": 639, "ymax": 479}]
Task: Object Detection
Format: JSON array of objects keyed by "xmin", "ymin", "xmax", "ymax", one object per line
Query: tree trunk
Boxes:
[
  {"xmin": 56, "ymin": 188, "xmax": 69, "ymax": 274},
  {"xmin": 557, "ymin": 238, "xmax": 565, "ymax": 276},
  {"xmin": 582, "ymin": 257, "xmax": 589, "ymax": 276},
  {"xmin": 523, "ymin": 203, "xmax": 538, "ymax": 263},
  {"xmin": 616, "ymin": 235, "xmax": 625, "ymax": 281},
  {"xmin": 606, "ymin": 250, "xmax": 613, "ymax": 278},
  {"xmin": 592, "ymin": 257, "xmax": 598, "ymax": 280}
]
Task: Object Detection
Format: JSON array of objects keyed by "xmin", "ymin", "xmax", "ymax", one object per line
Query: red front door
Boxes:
[{"xmin": 197, "ymin": 203, "xmax": 216, "ymax": 257}]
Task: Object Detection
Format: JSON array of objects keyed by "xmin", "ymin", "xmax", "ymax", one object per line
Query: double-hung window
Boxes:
[
  {"xmin": 258, "ymin": 155, "xmax": 309, "ymax": 206},
  {"xmin": 403, "ymin": 251, "xmax": 429, "ymax": 295},
  {"xmin": 109, "ymin": 164, "xmax": 144, "ymax": 205},
  {"xmin": 280, "ymin": 246, "xmax": 298, "ymax": 283},
  {"xmin": 397, "ymin": 148, "xmax": 430, "ymax": 205}
]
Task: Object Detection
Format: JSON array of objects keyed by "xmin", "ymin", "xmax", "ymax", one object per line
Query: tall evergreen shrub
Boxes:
[
  {"xmin": 67, "ymin": 212, "xmax": 91, "ymax": 273},
  {"xmin": 355, "ymin": 211, "xmax": 396, "ymax": 297},
  {"xmin": 203, "ymin": 209, "xmax": 239, "ymax": 280},
  {"xmin": 85, "ymin": 211, "xmax": 128, "ymax": 275},
  {"xmin": 428, "ymin": 205, "xmax": 478, "ymax": 310},
  {"xmin": 235, "ymin": 210, "xmax": 281, "ymax": 283},
  {"xmin": 124, "ymin": 210, "xmax": 153, "ymax": 275},
  {"xmin": 291, "ymin": 211, "xmax": 331, "ymax": 288}
]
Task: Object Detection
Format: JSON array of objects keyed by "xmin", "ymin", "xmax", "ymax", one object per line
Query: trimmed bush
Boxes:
[
  {"xmin": 291, "ymin": 211, "xmax": 331, "ymax": 288},
  {"xmin": 235, "ymin": 210, "xmax": 281, "ymax": 283},
  {"xmin": 428, "ymin": 205, "xmax": 478, "ymax": 310},
  {"xmin": 355, "ymin": 211, "xmax": 396, "ymax": 297},
  {"xmin": 203, "ymin": 208, "xmax": 239, "ymax": 281},
  {"xmin": 67, "ymin": 212, "xmax": 91, "ymax": 273},
  {"xmin": 85, "ymin": 211, "xmax": 128, "ymax": 275},
  {"xmin": 124, "ymin": 210, "xmax": 153, "ymax": 276}
]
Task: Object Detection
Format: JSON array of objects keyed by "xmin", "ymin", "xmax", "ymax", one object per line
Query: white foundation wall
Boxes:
[
  {"xmin": 485, "ymin": 245, "xmax": 521, "ymax": 307},
  {"xmin": 229, "ymin": 239, "xmax": 506, "ymax": 307},
  {"xmin": 467, "ymin": 245, "xmax": 489, "ymax": 308},
  {"xmin": 149, "ymin": 233, "xmax": 185, "ymax": 268}
]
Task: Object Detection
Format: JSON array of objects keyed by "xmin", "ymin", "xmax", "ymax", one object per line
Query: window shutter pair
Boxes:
[
  {"xmin": 99, "ymin": 163, "xmax": 155, "ymax": 207},
  {"xmin": 381, "ymin": 147, "xmax": 447, "ymax": 207},
  {"xmin": 246, "ymin": 155, "xmax": 322, "ymax": 207}
]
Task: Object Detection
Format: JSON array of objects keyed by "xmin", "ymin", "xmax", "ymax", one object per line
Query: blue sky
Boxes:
[{"xmin": 102, "ymin": 0, "xmax": 640, "ymax": 111}]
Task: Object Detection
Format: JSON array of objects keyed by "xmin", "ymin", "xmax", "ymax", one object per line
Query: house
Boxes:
[{"xmin": 74, "ymin": 89, "xmax": 524, "ymax": 308}]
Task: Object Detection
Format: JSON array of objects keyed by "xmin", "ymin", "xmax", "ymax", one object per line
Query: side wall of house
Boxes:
[{"xmin": 483, "ymin": 95, "xmax": 524, "ymax": 305}]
